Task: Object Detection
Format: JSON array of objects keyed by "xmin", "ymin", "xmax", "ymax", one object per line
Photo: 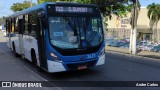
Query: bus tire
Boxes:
[
  {"xmin": 37, "ymin": 66, "xmax": 43, "ymax": 72},
  {"xmin": 31, "ymin": 50, "xmax": 43, "ymax": 72},
  {"xmin": 12, "ymin": 42, "xmax": 19, "ymax": 57}
]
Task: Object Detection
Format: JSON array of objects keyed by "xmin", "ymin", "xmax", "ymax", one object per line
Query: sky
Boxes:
[
  {"xmin": 0, "ymin": 0, "xmax": 37, "ymax": 17},
  {"xmin": 0, "ymin": 0, "xmax": 160, "ymax": 17},
  {"xmin": 139, "ymin": 0, "xmax": 160, "ymax": 7}
]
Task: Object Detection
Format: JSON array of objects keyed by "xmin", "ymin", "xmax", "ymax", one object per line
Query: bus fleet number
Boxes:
[{"xmin": 87, "ymin": 54, "xmax": 96, "ymax": 59}]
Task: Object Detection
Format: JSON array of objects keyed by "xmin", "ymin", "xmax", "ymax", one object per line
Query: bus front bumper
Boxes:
[{"xmin": 47, "ymin": 54, "xmax": 105, "ymax": 73}]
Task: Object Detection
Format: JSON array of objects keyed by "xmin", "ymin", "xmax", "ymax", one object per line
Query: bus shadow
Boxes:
[
  {"xmin": 48, "ymin": 68, "xmax": 99, "ymax": 80},
  {"xmin": 0, "ymin": 41, "xmax": 102, "ymax": 81},
  {"xmin": 0, "ymin": 42, "xmax": 9, "ymax": 51},
  {"xmin": 14, "ymin": 53, "xmax": 101, "ymax": 81}
]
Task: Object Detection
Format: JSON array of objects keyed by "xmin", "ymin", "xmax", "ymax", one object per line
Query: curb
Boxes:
[{"xmin": 106, "ymin": 49, "xmax": 160, "ymax": 63}]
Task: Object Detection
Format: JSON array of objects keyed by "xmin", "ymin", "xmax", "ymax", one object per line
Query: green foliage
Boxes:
[
  {"xmin": 147, "ymin": 3, "xmax": 160, "ymax": 42},
  {"xmin": 147, "ymin": 3, "xmax": 160, "ymax": 22},
  {"xmin": 37, "ymin": 0, "xmax": 72, "ymax": 3},
  {"xmin": 74, "ymin": 0, "xmax": 91, "ymax": 4},
  {"xmin": 147, "ymin": 3, "xmax": 160, "ymax": 29},
  {"xmin": 10, "ymin": 1, "xmax": 36, "ymax": 12}
]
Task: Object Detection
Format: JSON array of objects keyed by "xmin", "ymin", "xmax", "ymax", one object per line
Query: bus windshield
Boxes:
[{"xmin": 49, "ymin": 16, "xmax": 103, "ymax": 49}]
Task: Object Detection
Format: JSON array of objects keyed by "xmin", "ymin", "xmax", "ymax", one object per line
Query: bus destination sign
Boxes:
[{"xmin": 55, "ymin": 6, "xmax": 93, "ymax": 13}]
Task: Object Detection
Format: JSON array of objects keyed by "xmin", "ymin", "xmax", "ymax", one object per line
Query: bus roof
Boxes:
[{"xmin": 6, "ymin": 2, "xmax": 97, "ymax": 19}]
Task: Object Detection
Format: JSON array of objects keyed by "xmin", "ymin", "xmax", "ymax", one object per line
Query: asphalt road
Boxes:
[{"xmin": 1, "ymin": 33, "xmax": 160, "ymax": 90}]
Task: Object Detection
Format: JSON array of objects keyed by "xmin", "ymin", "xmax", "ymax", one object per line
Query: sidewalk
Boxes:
[{"xmin": 105, "ymin": 46, "xmax": 160, "ymax": 59}]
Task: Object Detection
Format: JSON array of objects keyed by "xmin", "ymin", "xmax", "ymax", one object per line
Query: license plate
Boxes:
[{"xmin": 78, "ymin": 65, "xmax": 87, "ymax": 70}]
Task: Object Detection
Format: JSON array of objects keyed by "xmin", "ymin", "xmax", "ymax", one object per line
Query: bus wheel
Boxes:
[
  {"xmin": 12, "ymin": 43, "xmax": 19, "ymax": 57},
  {"xmin": 31, "ymin": 50, "xmax": 37, "ymax": 65},
  {"xmin": 31, "ymin": 50, "xmax": 43, "ymax": 72}
]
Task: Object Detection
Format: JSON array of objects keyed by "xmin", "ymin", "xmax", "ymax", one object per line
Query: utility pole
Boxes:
[{"xmin": 129, "ymin": 0, "xmax": 138, "ymax": 54}]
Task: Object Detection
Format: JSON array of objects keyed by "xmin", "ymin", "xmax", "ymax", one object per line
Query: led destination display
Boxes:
[{"xmin": 55, "ymin": 6, "xmax": 93, "ymax": 13}]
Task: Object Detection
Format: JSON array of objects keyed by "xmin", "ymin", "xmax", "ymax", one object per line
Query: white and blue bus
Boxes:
[{"xmin": 6, "ymin": 2, "xmax": 105, "ymax": 73}]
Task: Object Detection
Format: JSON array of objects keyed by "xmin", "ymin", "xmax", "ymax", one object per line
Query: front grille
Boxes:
[
  {"xmin": 53, "ymin": 44, "xmax": 101, "ymax": 56},
  {"xmin": 66, "ymin": 60, "xmax": 97, "ymax": 70}
]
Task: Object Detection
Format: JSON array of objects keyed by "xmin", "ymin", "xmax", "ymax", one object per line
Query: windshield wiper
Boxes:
[
  {"xmin": 63, "ymin": 17, "xmax": 77, "ymax": 36},
  {"xmin": 83, "ymin": 18, "xmax": 91, "ymax": 46}
]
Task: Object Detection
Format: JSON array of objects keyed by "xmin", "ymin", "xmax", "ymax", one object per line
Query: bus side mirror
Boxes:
[
  {"xmin": 37, "ymin": 11, "xmax": 45, "ymax": 18},
  {"xmin": 37, "ymin": 11, "xmax": 47, "ymax": 29}
]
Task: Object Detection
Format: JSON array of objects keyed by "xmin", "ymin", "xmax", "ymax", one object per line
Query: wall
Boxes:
[{"xmin": 106, "ymin": 7, "xmax": 159, "ymax": 42}]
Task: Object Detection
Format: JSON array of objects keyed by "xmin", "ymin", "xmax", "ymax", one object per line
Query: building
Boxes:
[
  {"xmin": 137, "ymin": 7, "xmax": 152, "ymax": 41},
  {"xmin": 106, "ymin": 7, "xmax": 160, "ymax": 42},
  {"xmin": 106, "ymin": 13, "xmax": 131, "ymax": 39}
]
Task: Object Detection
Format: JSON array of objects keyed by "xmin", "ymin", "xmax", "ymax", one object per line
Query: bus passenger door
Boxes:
[
  {"xmin": 6, "ymin": 19, "xmax": 12, "ymax": 48},
  {"xmin": 37, "ymin": 17, "xmax": 47, "ymax": 70},
  {"xmin": 18, "ymin": 16, "xmax": 24, "ymax": 55}
]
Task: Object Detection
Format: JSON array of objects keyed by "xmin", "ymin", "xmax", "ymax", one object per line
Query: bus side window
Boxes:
[
  {"xmin": 6, "ymin": 19, "xmax": 11, "ymax": 33},
  {"xmin": 14, "ymin": 17, "xmax": 19, "ymax": 34},
  {"xmin": 11, "ymin": 18, "xmax": 15, "ymax": 33},
  {"xmin": 28, "ymin": 12, "xmax": 37, "ymax": 37},
  {"xmin": 24, "ymin": 15, "xmax": 29, "ymax": 34},
  {"xmin": 5, "ymin": 20, "xmax": 8, "ymax": 36}
]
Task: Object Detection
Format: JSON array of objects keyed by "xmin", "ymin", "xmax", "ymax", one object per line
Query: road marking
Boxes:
[
  {"xmin": 2, "ymin": 51, "xmax": 62, "ymax": 90},
  {"xmin": 4, "ymin": 52, "xmax": 48, "ymax": 81}
]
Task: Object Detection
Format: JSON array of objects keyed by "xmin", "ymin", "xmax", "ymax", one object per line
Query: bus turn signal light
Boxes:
[{"xmin": 50, "ymin": 52, "xmax": 62, "ymax": 62}]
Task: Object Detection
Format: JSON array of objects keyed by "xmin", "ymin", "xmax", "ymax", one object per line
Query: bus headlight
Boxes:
[
  {"xmin": 99, "ymin": 48, "xmax": 105, "ymax": 57},
  {"xmin": 50, "ymin": 52, "xmax": 62, "ymax": 62}
]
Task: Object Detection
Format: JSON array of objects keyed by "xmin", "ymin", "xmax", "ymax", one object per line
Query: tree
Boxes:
[
  {"xmin": 10, "ymin": 1, "xmax": 36, "ymax": 12},
  {"xmin": 147, "ymin": 3, "xmax": 160, "ymax": 43},
  {"xmin": 129, "ymin": 0, "xmax": 140, "ymax": 54},
  {"xmin": 37, "ymin": 0, "xmax": 71, "ymax": 4}
]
